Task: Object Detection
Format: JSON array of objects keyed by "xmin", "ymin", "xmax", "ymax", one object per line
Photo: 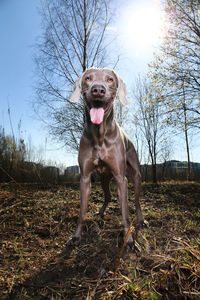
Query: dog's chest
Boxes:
[{"xmin": 93, "ymin": 145, "xmax": 111, "ymax": 174}]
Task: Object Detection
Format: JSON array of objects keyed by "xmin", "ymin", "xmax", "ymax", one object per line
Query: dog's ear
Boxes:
[
  {"xmin": 111, "ymin": 70, "xmax": 128, "ymax": 105},
  {"xmin": 117, "ymin": 76, "xmax": 128, "ymax": 105},
  {"xmin": 69, "ymin": 77, "xmax": 82, "ymax": 103}
]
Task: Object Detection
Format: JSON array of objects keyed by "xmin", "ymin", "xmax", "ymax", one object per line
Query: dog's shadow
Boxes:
[{"xmin": 7, "ymin": 224, "xmax": 123, "ymax": 299}]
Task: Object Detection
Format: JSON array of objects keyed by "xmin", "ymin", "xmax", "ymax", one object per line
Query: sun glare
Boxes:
[{"xmin": 118, "ymin": 1, "xmax": 164, "ymax": 52}]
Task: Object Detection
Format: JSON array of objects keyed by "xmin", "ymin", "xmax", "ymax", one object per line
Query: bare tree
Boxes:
[
  {"xmin": 34, "ymin": 0, "xmax": 117, "ymax": 151},
  {"xmin": 149, "ymin": 0, "xmax": 200, "ymax": 179},
  {"xmin": 132, "ymin": 75, "xmax": 171, "ymax": 183},
  {"xmin": 150, "ymin": 0, "xmax": 200, "ymax": 127}
]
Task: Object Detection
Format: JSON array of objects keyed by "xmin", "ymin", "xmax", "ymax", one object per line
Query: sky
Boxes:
[
  {"xmin": 0, "ymin": 0, "xmax": 199, "ymax": 167},
  {"xmin": 0, "ymin": 0, "xmax": 78, "ymax": 167}
]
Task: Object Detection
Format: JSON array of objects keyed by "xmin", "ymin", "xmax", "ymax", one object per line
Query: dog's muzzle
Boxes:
[
  {"xmin": 90, "ymin": 84, "xmax": 106, "ymax": 98},
  {"xmin": 88, "ymin": 84, "xmax": 113, "ymax": 125}
]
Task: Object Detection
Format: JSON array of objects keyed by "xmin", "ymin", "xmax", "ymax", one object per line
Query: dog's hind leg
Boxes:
[
  {"xmin": 98, "ymin": 174, "xmax": 112, "ymax": 218},
  {"xmin": 127, "ymin": 148, "xmax": 146, "ymax": 228}
]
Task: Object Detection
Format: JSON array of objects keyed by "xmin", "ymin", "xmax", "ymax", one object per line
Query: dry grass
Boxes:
[{"xmin": 0, "ymin": 182, "xmax": 199, "ymax": 299}]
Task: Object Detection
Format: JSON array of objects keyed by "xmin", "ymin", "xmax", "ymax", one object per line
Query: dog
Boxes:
[{"xmin": 69, "ymin": 68, "xmax": 145, "ymax": 248}]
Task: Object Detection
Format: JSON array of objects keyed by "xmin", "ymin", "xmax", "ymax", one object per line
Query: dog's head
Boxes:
[{"xmin": 70, "ymin": 68, "xmax": 128, "ymax": 125}]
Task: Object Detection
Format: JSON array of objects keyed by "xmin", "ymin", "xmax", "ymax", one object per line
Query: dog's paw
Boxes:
[
  {"xmin": 124, "ymin": 233, "xmax": 135, "ymax": 252},
  {"xmin": 67, "ymin": 235, "xmax": 81, "ymax": 246},
  {"xmin": 141, "ymin": 219, "xmax": 149, "ymax": 228},
  {"xmin": 137, "ymin": 219, "xmax": 149, "ymax": 230},
  {"xmin": 94, "ymin": 211, "xmax": 104, "ymax": 219},
  {"xmin": 125, "ymin": 240, "xmax": 134, "ymax": 252}
]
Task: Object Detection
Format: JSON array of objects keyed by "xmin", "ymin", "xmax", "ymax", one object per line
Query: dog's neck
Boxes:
[{"xmin": 84, "ymin": 106, "xmax": 116, "ymax": 147}]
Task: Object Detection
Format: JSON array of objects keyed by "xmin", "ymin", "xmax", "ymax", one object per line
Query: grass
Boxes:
[{"xmin": 0, "ymin": 181, "xmax": 200, "ymax": 299}]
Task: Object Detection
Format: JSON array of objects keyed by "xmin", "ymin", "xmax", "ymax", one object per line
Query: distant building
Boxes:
[
  {"xmin": 140, "ymin": 160, "xmax": 200, "ymax": 182},
  {"xmin": 65, "ymin": 165, "xmax": 80, "ymax": 175},
  {"xmin": 163, "ymin": 160, "xmax": 200, "ymax": 170}
]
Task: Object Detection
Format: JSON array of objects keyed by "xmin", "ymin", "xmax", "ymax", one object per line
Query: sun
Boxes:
[{"xmin": 117, "ymin": 0, "xmax": 164, "ymax": 52}]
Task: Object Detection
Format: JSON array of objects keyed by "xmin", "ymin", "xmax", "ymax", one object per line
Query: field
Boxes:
[{"xmin": 0, "ymin": 181, "xmax": 200, "ymax": 299}]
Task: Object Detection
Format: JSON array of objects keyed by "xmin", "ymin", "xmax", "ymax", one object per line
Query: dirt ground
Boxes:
[{"xmin": 0, "ymin": 181, "xmax": 200, "ymax": 299}]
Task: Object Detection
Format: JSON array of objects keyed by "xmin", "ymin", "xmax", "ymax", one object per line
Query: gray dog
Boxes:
[{"xmin": 69, "ymin": 68, "xmax": 145, "ymax": 248}]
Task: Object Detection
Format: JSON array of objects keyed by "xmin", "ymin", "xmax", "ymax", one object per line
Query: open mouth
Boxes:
[{"xmin": 89, "ymin": 99, "xmax": 113, "ymax": 124}]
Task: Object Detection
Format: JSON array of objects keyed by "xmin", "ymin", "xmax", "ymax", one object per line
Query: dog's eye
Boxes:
[
  {"xmin": 85, "ymin": 76, "xmax": 91, "ymax": 82},
  {"xmin": 106, "ymin": 77, "xmax": 114, "ymax": 83}
]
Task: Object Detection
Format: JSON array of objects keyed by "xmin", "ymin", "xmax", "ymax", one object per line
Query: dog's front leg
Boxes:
[
  {"xmin": 115, "ymin": 174, "xmax": 134, "ymax": 249},
  {"xmin": 72, "ymin": 175, "xmax": 91, "ymax": 244}
]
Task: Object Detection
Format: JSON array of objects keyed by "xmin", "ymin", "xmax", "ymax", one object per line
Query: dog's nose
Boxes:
[{"xmin": 91, "ymin": 84, "xmax": 106, "ymax": 97}]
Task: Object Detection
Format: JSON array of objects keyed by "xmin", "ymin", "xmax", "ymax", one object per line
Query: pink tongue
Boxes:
[{"xmin": 90, "ymin": 108, "xmax": 104, "ymax": 124}]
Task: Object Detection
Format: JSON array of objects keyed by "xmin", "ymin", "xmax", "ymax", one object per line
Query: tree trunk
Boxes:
[
  {"xmin": 183, "ymin": 87, "xmax": 191, "ymax": 181},
  {"xmin": 152, "ymin": 163, "xmax": 157, "ymax": 184},
  {"xmin": 184, "ymin": 109, "xmax": 191, "ymax": 181},
  {"xmin": 83, "ymin": 0, "xmax": 87, "ymax": 72}
]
